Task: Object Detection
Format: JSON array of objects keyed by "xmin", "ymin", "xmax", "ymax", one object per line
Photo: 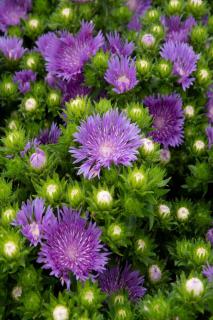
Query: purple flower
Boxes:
[
  {"xmin": 60, "ymin": 74, "xmax": 91, "ymax": 102},
  {"xmin": 207, "ymin": 86, "xmax": 213, "ymax": 123},
  {"xmin": 37, "ymin": 123, "xmax": 61, "ymax": 145},
  {"xmin": 30, "ymin": 148, "xmax": 47, "ymax": 169},
  {"xmin": 144, "ymin": 94, "xmax": 184, "ymax": 148},
  {"xmin": 20, "ymin": 139, "xmax": 40, "ymax": 158},
  {"xmin": 104, "ymin": 55, "xmax": 138, "ymax": 94},
  {"xmin": 13, "ymin": 70, "xmax": 36, "ymax": 94},
  {"xmin": 99, "ymin": 262, "xmax": 146, "ymax": 302},
  {"xmin": 203, "ymin": 265, "xmax": 213, "ymax": 282},
  {"xmin": 161, "ymin": 16, "xmax": 196, "ymax": 43},
  {"xmin": 160, "ymin": 41, "xmax": 200, "ymax": 90},
  {"xmin": 0, "ymin": 0, "xmax": 31, "ymax": 32},
  {"xmin": 13, "ymin": 198, "xmax": 55, "ymax": 246},
  {"xmin": 206, "ymin": 228, "xmax": 213, "ymax": 246},
  {"xmin": 0, "ymin": 37, "xmax": 26, "ymax": 61},
  {"xmin": 42, "ymin": 22, "xmax": 104, "ymax": 81},
  {"xmin": 127, "ymin": 0, "xmax": 151, "ymax": 31},
  {"xmin": 36, "ymin": 32, "xmax": 58, "ymax": 57},
  {"xmin": 106, "ymin": 32, "xmax": 134, "ymax": 57},
  {"xmin": 70, "ymin": 109, "xmax": 142, "ymax": 179},
  {"xmin": 37, "ymin": 207, "xmax": 108, "ymax": 289},
  {"xmin": 206, "ymin": 127, "xmax": 213, "ymax": 149}
]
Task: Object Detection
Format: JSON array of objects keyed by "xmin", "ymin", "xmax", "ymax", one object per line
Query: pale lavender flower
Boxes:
[
  {"xmin": 13, "ymin": 70, "xmax": 36, "ymax": 94},
  {"xmin": 99, "ymin": 262, "xmax": 146, "ymax": 302},
  {"xmin": 161, "ymin": 16, "xmax": 196, "ymax": 43},
  {"xmin": 0, "ymin": 37, "xmax": 26, "ymax": 60},
  {"xmin": 70, "ymin": 109, "xmax": 142, "ymax": 179},
  {"xmin": 13, "ymin": 198, "xmax": 55, "ymax": 246},
  {"xmin": 30, "ymin": 148, "xmax": 47, "ymax": 169},
  {"xmin": 161, "ymin": 41, "xmax": 200, "ymax": 90},
  {"xmin": 37, "ymin": 207, "xmax": 108, "ymax": 289},
  {"xmin": 144, "ymin": 94, "xmax": 184, "ymax": 148},
  {"xmin": 104, "ymin": 55, "xmax": 138, "ymax": 94},
  {"xmin": 0, "ymin": 0, "xmax": 31, "ymax": 32},
  {"xmin": 206, "ymin": 127, "xmax": 213, "ymax": 149},
  {"xmin": 106, "ymin": 32, "xmax": 134, "ymax": 57},
  {"xmin": 203, "ymin": 264, "xmax": 213, "ymax": 282}
]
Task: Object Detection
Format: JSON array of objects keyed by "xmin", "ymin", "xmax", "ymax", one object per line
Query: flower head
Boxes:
[
  {"xmin": 0, "ymin": 0, "xmax": 31, "ymax": 32},
  {"xmin": 203, "ymin": 264, "xmax": 213, "ymax": 282},
  {"xmin": 161, "ymin": 16, "xmax": 196, "ymax": 42},
  {"xmin": 0, "ymin": 37, "xmax": 26, "ymax": 61},
  {"xmin": 206, "ymin": 228, "xmax": 213, "ymax": 246},
  {"xmin": 13, "ymin": 198, "xmax": 55, "ymax": 246},
  {"xmin": 42, "ymin": 22, "xmax": 104, "ymax": 81},
  {"xmin": 104, "ymin": 55, "xmax": 138, "ymax": 94},
  {"xmin": 30, "ymin": 148, "xmax": 47, "ymax": 169},
  {"xmin": 127, "ymin": 0, "xmax": 151, "ymax": 31},
  {"xmin": 144, "ymin": 94, "xmax": 184, "ymax": 148},
  {"xmin": 207, "ymin": 86, "xmax": 213, "ymax": 123},
  {"xmin": 37, "ymin": 207, "xmax": 108, "ymax": 289},
  {"xmin": 160, "ymin": 41, "xmax": 200, "ymax": 90},
  {"xmin": 99, "ymin": 262, "xmax": 146, "ymax": 301},
  {"xmin": 37, "ymin": 123, "xmax": 61, "ymax": 145},
  {"xmin": 106, "ymin": 32, "xmax": 134, "ymax": 57},
  {"xmin": 13, "ymin": 70, "xmax": 36, "ymax": 94},
  {"xmin": 70, "ymin": 110, "xmax": 142, "ymax": 179},
  {"xmin": 206, "ymin": 127, "xmax": 213, "ymax": 149}
]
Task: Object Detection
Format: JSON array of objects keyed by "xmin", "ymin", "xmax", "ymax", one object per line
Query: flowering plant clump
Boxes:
[{"xmin": 0, "ymin": 0, "xmax": 213, "ymax": 319}]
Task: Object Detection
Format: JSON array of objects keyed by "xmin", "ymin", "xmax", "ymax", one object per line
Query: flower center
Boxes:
[
  {"xmin": 154, "ymin": 116, "xmax": 165, "ymax": 129},
  {"xmin": 99, "ymin": 142, "xmax": 114, "ymax": 158},
  {"xmin": 29, "ymin": 222, "xmax": 40, "ymax": 240},
  {"xmin": 117, "ymin": 75, "xmax": 130, "ymax": 88},
  {"xmin": 67, "ymin": 246, "xmax": 78, "ymax": 261}
]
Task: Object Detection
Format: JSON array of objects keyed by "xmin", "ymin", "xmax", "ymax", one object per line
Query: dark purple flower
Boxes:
[
  {"xmin": 70, "ymin": 109, "xmax": 142, "ymax": 179},
  {"xmin": 127, "ymin": 0, "xmax": 151, "ymax": 31},
  {"xmin": 13, "ymin": 198, "xmax": 55, "ymax": 246},
  {"xmin": 43, "ymin": 22, "xmax": 104, "ymax": 81},
  {"xmin": 0, "ymin": 37, "xmax": 26, "ymax": 60},
  {"xmin": 60, "ymin": 74, "xmax": 91, "ymax": 102},
  {"xmin": 144, "ymin": 94, "xmax": 184, "ymax": 148},
  {"xmin": 207, "ymin": 86, "xmax": 213, "ymax": 123},
  {"xmin": 160, "ymin": 41, "xmax": 200, "ymax": 90},
  {"xmin": 30, "ymin": 148, "xmax": 47, "ymax": 169},
  {"xmin": 161, "ymin": 16, "xmax": 196, "ymax": 43},
  {"xmin": 37, "ymin": 123, "xmax": 61, "ymax": 145},
  {"xmin": 104, "ymin": 55, "xmax": 138, "ymax": 94},
  {"xmin": 0, "ymin": 0, "xmax": 31, "ymax": 32},
  {"xmin": 106, "ymin": 32, "xmax": 134, "ymax": 57},
  {"xmin": 206, "ymin": 127, "xmax": 213, "ymax": 149},
  {"xmin": 203, "ymin": 264, "xmax": 213, "ymax": 282},
  {"xmin": 13, "ymin": 70, "xmax": 36, "ymax": 94},
  {"xmin": 37, "ymin": 207, "xmax": 108, "ymax": 289},
  {"xmin": 99, "ymin": 262, "xmax": 146, "ymax": 302},
  {"xmin": 206, "ymin": 228, "xmax": 213, "ymax": 246},
  {"xmin": 36, "ymin": 32, "xmax": 58, "ymax": 57}
]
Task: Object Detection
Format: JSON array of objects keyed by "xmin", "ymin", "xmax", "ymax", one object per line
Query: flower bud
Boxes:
[
  {"xmin": 1, "ymin": 208, "xmax": 16, "ymax": 225},
  {"xmin": 185, "ymin": 277, "xmax": 204, "ymax": 297},
  {"xmin": 177, "ymin": 207, "xmax": 190, "ymax": 221},
  {"xmin": 24, "ymin": 97, "xmax": 37, "ymax": 112},
  {"xmin": 141, "ymin": 34, "xmax": 156, "ymax": 48},
  {"xmin": 166, "ymin": 0, "xmax": 183, "ymax": 14},
  {"xmin": 128, "ymin": 169, "xmax": 147, "ymax": 188},
  {"xmin": 11, "ymin": 286, "xmax": 22, "ymax": 301},
  {"xmin": 22, "ymin": 291, "xmax": 41, "ymax": 312},
  {"xmin": 191, "ymin": 25, "xmax": 207, "ymax": 44},
  {"xmin": 108, "ymin": 223, "xmax": 124, "ymax": 241},
  {"xmin": 136, "ymin": 58, "xmax": 151, "ymax": 75},
  {"xmin": 30, "ymin": 148, "xmax": 47, "ymax": 170},
  {"xmin": 158, "ymin": 204, "xmax": 170, "ymax": 218},
  {"xmin": 159, "ymin": 149, "xmax": 171, "ymax": 163},
  {"xmin": 197, "ymin": 68, "xmax": 211, "ymax": 85},
  {"xmin": 184, "ymin": 105, "xmax": 195, "ymax": 118},
  {"xmin": 193, "ymin": 139, "xmax": 205, "ymax": 152},
  {"xmin": 96, "ymin": 190, "xmax": 113, "ymax": 210},
  {"xmin": 67, "ymin": 185, "xmax": 83, "ymax": 207},
  {"xmin": 52, "ymin": 305, "xmax": 69, "ymax": 320},
  {"xmin": 148, "ymin": 264, "xmax": 162, "ymax": 283}
]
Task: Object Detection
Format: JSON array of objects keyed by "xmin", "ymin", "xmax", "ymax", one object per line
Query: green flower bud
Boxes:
[
  {"xmin": 65, "ymin": 97, "xmax": 88, "ymax": 120},
  {"xmin": 20, "ymin": 51, "xmax": 42, "ymax": 71},
  {"xmin": 136, "ymin": 58, "xmax": 151, "ymax": 75},
  {"xmin": 128, "ymin": 168, "xmax": 147, "ymax": 189},
  {"xmin": 11, "ymin": 286, "xmax": 22, "ymax": 301},
  {"xmin": 24, "ymin": 97, "xmax": 38, "ymax": 112},
  {"xmin": 193, "ymin": 242, "xmax": 210, "ymax": 264},
  {"xmin": 141, "ymin": 33, "xmax": 156, "ymax": 49},
  {"xmin": 3, "ymin": 129, "xmax": 25, "ymax": 151},
  {"xmin": 52, "ymin": 305, "xmax": 69, "ymax": 320},
  {"xmin": 0, "ymin": 179, "xmax": 12, "ymax": 204},
  {"xmin": 95, "ymin": 189, "xmax": 113, "ymax": 210},
  {"xmin": 0, "ymin": 76, "xmax": 18, "ymax": 99},
  {"xmin": 166, "ymin": 0, "xmax": 183, "ymax": 14},
  {"xmin": 193, "ymin": 139, "xmax": 206, "ymax": 152},
  {"xmin": 67, "ymin": 184, "xmax": 84, "ymax": 207},
  {"xmin": 1, "ymin": 207, "xmax": 17, "ymax": 226},
  {"xmin": 0, "ymin": 230, "xmax": 21, "ymax": 260},
  {"xmin": 191, "ymin": 25, "xmax": 208, "ymax": 44},
  {"xmin": 112, "ymin": 293, "xmax": 126, "ymax": 306},
  {"xmin": 24, "ymin": 16, "xmax": 44, "ymax": 39},
  {"xmin": 127, "ymin": 103, "xmax": 152, "ymax": 129},
  {"xmin": 144, "ymin": 9, "xmax": 160, "ymax": 23},
  {"xmin": 186, "ymin": 0, "xmax": 206, "ymax": 17},
  {"xmin": 176, "ymin": 206, "xmax": 190, "ymax": 221},
  {"xmin": 19, "ymin": 266, "xmax": 39, "ymax": 288},
  {"xmin": 95, "ymin": 98, "xmax": 112, "ymax": 114},
  {"xmin": 139, "ymin": 293, "xmax": 170, "ymax": 320},
  {"xmin": 47, "ymin": 90, "xmax": 61, "ymax": 108},
  {"xmin": 156, "ymin": 60, "xmax": 172, "ymax": 78},
  {"xmin": 150, "ymin": 25, "xmax": 164, "ymax": 38},
  {"xmin": 108, "ymin": 223, "xmax": 125, "ymax": 241},
  {"xmin": 115, "ymin": 307, "xmax": 132, "ymax": 319},
  {"xmin": 184, "ymin": 105, "xmax": 195, "ymax": 118},
  {"xmin": 92, "ymin": 51, "xmax": 109, "ymax": 70},
  {"xmin": 196, "ymin": 68, "xmax": 211, "ymax": 85},
  {"xmin": 158, "ymin": 204, "xmax": 171, "ymax": 218},
  {"xmin": 185, "ymin": 277, "xmax": 204, "ymax": 297},
  {"xmin": 22, "ymin": 290, "xmax": 41, "ymax": 312}
]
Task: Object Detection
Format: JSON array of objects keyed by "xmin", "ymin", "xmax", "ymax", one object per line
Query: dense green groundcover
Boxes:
[{"xmin": 0, "ymin": 0, "xmax": 213, "ymax": 319}]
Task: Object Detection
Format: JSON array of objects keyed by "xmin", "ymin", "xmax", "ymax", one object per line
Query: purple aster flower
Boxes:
[
  {"xmin": 203, "ymin": 264, "xmax": 213, "ymax": 282},
  {"xmin": 99, "ymin": 262, "xmax": 146, "ymax": 302},
  {"xmin": 36, "ymin": 32, "xmax": 58, "ymax": 58},
  {"xmin": 104, "ymin": 55, "xmax": 138, "ymax": 94},
  {"xmin": 106, "ymin": 32, "xmax": 134, "ymax": 57},
  {"xmin": 43, "ymin": 21, "xmax": 104, "ymax": 81},
  {"xmin": 37, "ymin": 123, "xmax": 61, "ymax": 145},
  {"xmin": 13, "ymin": 70, "xmax": 36, "ymax": 94},
  {"xmin": 206, "ymin": 228, "xmax": 213, "ymax": 246},
  {"xmin": 207, "ymin": 86, "xmax": 213, "ymax": 123},
  {"xmin": 127, "ymin": 0, "xmax": 151, "ymax": 31},
  {"xmin": 0, "ymin": 37, "xmax": 26, "ymax": 61},
  {"xmin": 0, "ymin": 0, "xmax": 31, "ymax": 32},
  {"xmin": 206, "ymin": 127, "xmax": 213, "ymax": 149},
  {"xmin": 37, "ymin": 207, "xmax": 108, "ymax": 289},
  {"xmin": 30, "ymin": 148, "xmax": 47, "ymax": 169},
  {"xmin": 144, "ymin": 94, "xmax": 184, "ymax": 148},
  {"xmin": 70, "ymin": 109, "xmax": 142, "ymax": 179},
  {"xmin": 161, "ymin": 16, "xmax": 196, "ymax": 43},
  {"xmin": 160, "ymin": 41, "xmax": 200, "ymax": 90},
  {"xmin": 13, "ymin": 198, "xmax": 55, "ymax": 247}
]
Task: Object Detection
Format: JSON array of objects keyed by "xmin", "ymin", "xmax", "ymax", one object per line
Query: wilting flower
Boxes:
[
  {"xmin": 40, "ymin": 22, "xmax": 104, "ymax": 81},
  {"xmin": 13, "ymin": 70, "xmax": 36, "ymax": 94},
  {"xmin": 70, "ymin": 109, "xmax": 142, "ymax": 179},
  {"xmin": 37, "ymin": 123, "xmax": 61, "ymax": 145},
  {"xmin": 0, "ymin": 0, "xmax": 31, "ymax": 32},
  {"xmin": 0, "ymin": 37, "xmax": 26, "ymax": 61},
  {"xmin": 99, "ymin": 262, "xmax": 146, "ymax": 301},
  {"xmin": 104, "ymin": 55, "xmax": 138, "ymax": 94},
  {"xmin": 206, "ymin": 228, "xmax": 213, "ymax": 246},
  {"xmin": 13, "ymin": 198, "xmax": 55, "ymax": 246},
  {"xmin": 206, "ymin": 127, "xmax": 213, "ymax": 149},
  {"xmin": 127, "ymin": 0, "xmax": 151, "ymax": 31},
  {"xmin": 161, "ymin": 41, "xmax": 200, "ymax": 90},
  {"xmin": 37, "ymin": 207, "xmax": 108, "ymax": 289},
  {"xmin": 203, "ymin": 264, "xmax": 213, "ymax": 282},
  {"xmin": 144, "ymin": 94, "xmax": 184, "ymax": 148},
  {"xmin": 106, "ymin": 32, "xmax": 134, "ymax": 57},
  {"xmin": 161, "ymin": 16, "xmax": 196, "ymax": 43}
]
